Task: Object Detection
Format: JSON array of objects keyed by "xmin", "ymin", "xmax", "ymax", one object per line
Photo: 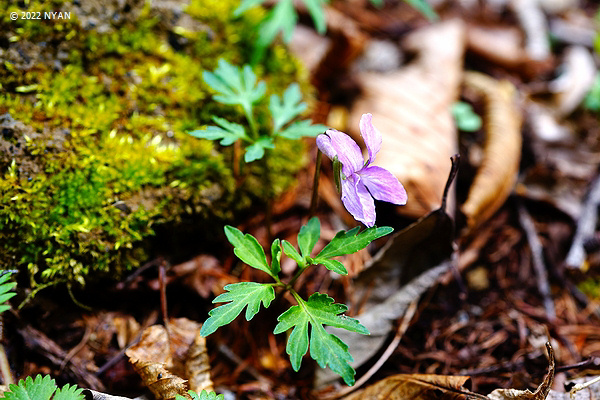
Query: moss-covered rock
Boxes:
[{"xmin": 0, "ymin": 0, "xmax": 311, "ymax": 296}]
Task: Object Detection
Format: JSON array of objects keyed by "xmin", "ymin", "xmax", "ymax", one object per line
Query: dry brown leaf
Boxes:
[
  {"xmin": 461, "ymin": 72, "xmax": 522, "ymax": 230},
  {"xmin": 129, "ymin": 360, "xmax": 189, "ymax": 400},
  {"xmin": 125, "ymin": 319, "xmax": 213, "ymax": 399},
  {"xmin": 348, "ymin": 20, "xmax": 465, "ymax": 218},
  {"xmin": 487, "ymin": 342, "xmax": 554, "ymax": 400},
  {"xmin": 466, "ymin": 25, "xmax": 527, "ymax": 68},
  {"xmin": 344, "ymin": 374, "xmax": 475, "ymax": 400},
  {"xmin": 185, "ymin": 330, "xmax": 213, "ymax": 393}
]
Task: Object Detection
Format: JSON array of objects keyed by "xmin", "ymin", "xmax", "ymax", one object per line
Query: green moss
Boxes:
[
  {"xmin": 579, "ymin": 277, "xmax": 600, "ymax": 300},
  {"xmin": 0, "ymin": 0, "xmax": 312, "ymax": 297}
]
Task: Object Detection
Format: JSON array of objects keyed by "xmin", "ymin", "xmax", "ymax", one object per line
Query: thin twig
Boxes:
[
  {"xmin": 517, "ymin": 203, "xmax": 556, "ymax": 320},
  {"xmin": 60, "ymin": 324, "xmax": 93, "ymax": 373},
  {"xmin": 565, "ymin": 174, "xmax": 600, "ymax": 270},
  {"xmin": 321, "ymin": 299, "xmax": 419, "ymax": 400},
  {"xmin": 159, "ymin": 261, "xmax": 170, "ymax": 342}
]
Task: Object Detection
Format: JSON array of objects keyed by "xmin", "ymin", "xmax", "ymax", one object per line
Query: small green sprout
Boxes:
[
  {"xmin": 188, "ymin": 59, "xmax": 326, "ymax": 163},
  {"xmin": 201, "ymin": 217, "xmax": 393, "ymax": 385}
]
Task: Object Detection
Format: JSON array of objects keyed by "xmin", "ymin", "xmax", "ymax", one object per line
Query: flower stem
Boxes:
[
  {"xmin": 308, "ymin": 150, "xmax": 322, "ymax": 218},
  {"xmin": 262, "ymin": 153, "xmax": 273, "ymax": 243}
]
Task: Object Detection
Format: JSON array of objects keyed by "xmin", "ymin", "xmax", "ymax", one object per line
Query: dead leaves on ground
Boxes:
[
  {"xmin": 125, "ymin": 318, "xmax": 212, "ymax": 399},
  {"xmin": 344, "ymin": 343, "xmax": 555, "ymax": 400}
]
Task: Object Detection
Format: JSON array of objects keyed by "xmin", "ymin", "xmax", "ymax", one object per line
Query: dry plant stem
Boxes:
[
  {"xmin": 569, "ymin": 376, "xmax": 600, "ymax": 399},
  {"xmin": 233, "ymin": 140, "xmax": 241, "ymax": 179},
  {"xmin": 321, "ymin": 299, "xmax": 419, "ymax": 400},
  {"xmin": 262, "ymin": 155, "xmax": 274, "ymax": 243},
  {"xmin": 159, "ymin": 262, "xmax": 171, "ymax": 341},
  {"xmin": 309, "ymin": 150, "xmax": 322, "ymax": 218},
  {"xmin": 59, "ymin": 324, "xmax": 93, "ymax": 374},
  {"xmin": 565, "ymin": 173, "xmax": 600, "ymax": 270},
  {"xmin": 517, "ymin": 203, "xmax": 556, "ymax": 320}
]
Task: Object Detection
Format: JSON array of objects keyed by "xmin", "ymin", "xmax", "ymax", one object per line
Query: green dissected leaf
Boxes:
[
  {"xmin": 201, "ymin": 282, "xmax": 275, "ymax": 337},
  {"xmin": 177, "ymin": 389, "xmax": 225, "ymax": 400},
  {"xmin": 277, "ymin": 120, "xmax": 327, "ymax": 139},
  {"xmin": 202, "ymin": 59, "xmax": 266, "ymax": 116},
  {"xmin": 297, "ymin": 217, "xmax": 320, "ymax": 259},
  {"xmin": 224, "ymin": 226, "xmax": 275, "ymax": 278},
  {"xmin": 369, "ymin": 0, "xmax": 383, "ymax": 7},
  {"xmin": 270, "ymin": 83, "xmax": 307, "ymax": 133},
  {"xmin": 187, "ymin": 116, "xmax": 248, "ymax": 146},
  {"xmin": 52, "ymin": 384, "xmax": 84, "ymax": 400},
  {"xmin": 317, "ymin": 226, "xmax": 394, "ymax": 260},
  {"xmin": 271, "ymin": 239, "xmax": 282, "ymax": 277},
  {"xmin": 233, "ymin": 0, "xmax": 265, "ymax": 17},
  {"xmin": 313, "ymin": 258, "xmax": 347, "ymax": 275},
  {"xmin": 0, "ymin": 272, "xmax": 16, "ymax": 314},
  {"xmin": 244, "ymin": 136, "xmax": 274, "ymax": 162},
  {"xmin": 282, "ymin": 240, "xmax": 305, "ymax": 267},
  {"xmin": 1, "ymin": 375, "xmax": 57, "ymax": 400},
  {"xmin": 273, "ymin": 293, "xmax": 369, "ymax": 385},
  {"xmin": 257, "ymin": 0, "xmax": 297, "ymax": 47},
  {"xmin": 303, "ymin": 0, "xmax": 328, "ymax": 34},
  {"xmin": 404, "ymin": 0, "xmax": 438, "ymax": 21}
]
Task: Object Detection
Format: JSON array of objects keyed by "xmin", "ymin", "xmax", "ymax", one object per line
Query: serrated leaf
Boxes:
[
  {"xmin": 314, "ymin": 258, "xmax": 347, "ymax": 275},
  {"xmin": 244, "ymin": 136, "xmax": 274, "ymax": 162},
  {"xmin": 282, "ymin": 240, "xmax": 305, "ymax": 267},
  {"xmin": 257, "ymin": 0, "xmax": 297, "ymax": 47},
  {"xmin": 201, "ymin": 283, "xmax": 275, "ymax": 337},
  {"xmin": 203, "ymin": 59, "xmax": 266, "ymax": 117},
  {"xmin": 270, "ymin": 84, "xmax": 307, "ymax": 133},
  {"xmin": 188, "ymin": 116, "xmax": 248, "ymax": 146},
  {"xmin": 177, "ymin": 389, "xmax": 224, "ymax": 400},
  {"xmin": 271, "ymin": 239, "xmax": 282, "ymax": 277},
  {"xmin": 53, "ymin": 384, "xmax": 84, "ymax": 400},
  {"xmin": 2, "ymin": 375, "xmax": 57, "ymax": 400},
  {"xmin": 317, "ymin": 226, "xmax": 393, "ymax": 260},
  {"xmin": 273, "ymin": 293, "xmax": 368, "ymax": 385},
  {"xmin": 404, "ymin": 0, "xmax": 438, "ymax": 21},
  {"xmin": 277, "ymin": 120, "xmax": 327, "ymax": 139},
  {"xmin": 303, "ymin": 0, "xmax": 328, "ymax": 34},
  {"xmin": 297, "ymin": 217, "xmax": 320, "ymax": 259},
  {"xmin": 233, "ymin": 0, "xmax": 265, "ymax": 16},
  {"xmin": 224, "ymin": 226, "xmax": 274, "ymax": 278}
]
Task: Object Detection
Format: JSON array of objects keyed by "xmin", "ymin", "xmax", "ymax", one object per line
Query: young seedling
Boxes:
[
  {"xmin": 200, "ymin": 217, "xmax": 393, "ymax": 385},
  {"xmin": 188, "ymin": 59, "xmax": 325, "ymax": 163}
]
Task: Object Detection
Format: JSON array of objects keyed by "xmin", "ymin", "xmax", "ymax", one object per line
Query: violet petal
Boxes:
[
  {"xmin": 359, "ymin": 113, "xmax": 382, "ymax": 166},
  {"xmin": 316, "ymin": 133, "xmax": 337, "ymax": 160},
  {"xmin": 341, "ymin": 175, "xmax": 376, "ymax": 227},
  {"xmin": 359, "ymin": 165, "xmax": 407, "ymax": 205},
  {"xmin": 324, "ymin": 129, "xmax": 364, "ymax": 176}
]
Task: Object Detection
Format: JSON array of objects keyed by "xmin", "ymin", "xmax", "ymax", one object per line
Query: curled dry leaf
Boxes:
[
  {"xmin": 128, "ymin": 360, "xmax": 189, "ymax": 400},
  {"xmin": 125, "ymin": 319, "xmax": 213, "ymax": 399},
  {"xmin": 487, "ymin": 342, "xmax": 554, "ymax": 400},
  {"xmin": 348, "ymin": 20, "xmax": 465, "ymax": 218},
  {"xmin": 343, "ymin": 374, "xmax": 475, "ymax": 400},
  {"xmin": 461, "ymin": 72, "xmax": 522, "ymax": 231}
]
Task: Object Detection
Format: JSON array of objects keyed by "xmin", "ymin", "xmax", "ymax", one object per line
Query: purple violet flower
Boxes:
[{"xmin": 316, "ymin": 113, "xmax": 407, "ymax": 227}]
